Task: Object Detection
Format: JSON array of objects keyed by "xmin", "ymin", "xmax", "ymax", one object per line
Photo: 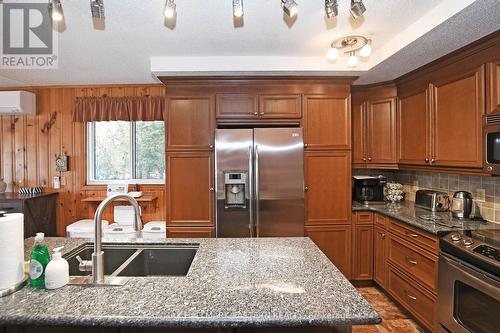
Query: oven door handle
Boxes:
[{"xmin": 441, "ymin": 252, "xmax": 500, "ymax": 285}]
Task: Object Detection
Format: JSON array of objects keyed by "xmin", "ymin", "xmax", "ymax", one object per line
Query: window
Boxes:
[{"xmin": 87, "ymin": 121, "xmax": 165, "ymax": 184}]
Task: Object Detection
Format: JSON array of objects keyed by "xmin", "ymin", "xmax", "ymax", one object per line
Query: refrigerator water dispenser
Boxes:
[{"xmin": 224, "ymin": 172, "xmax": 247, "ymax": 208}]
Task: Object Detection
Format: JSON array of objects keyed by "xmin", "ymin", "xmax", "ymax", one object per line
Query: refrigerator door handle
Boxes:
[
  {"xmin": 254, "ymin": 145, "xmax": 260, "ymax": 237},
  {"xmin": 248, "ymin": 145, "xmax": 254, "ymax": 237}
]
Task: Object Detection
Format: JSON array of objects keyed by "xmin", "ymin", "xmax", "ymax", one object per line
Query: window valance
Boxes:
[{"xmin": 72, "ymin": 96, "xmax": 165, "ymax": 122}]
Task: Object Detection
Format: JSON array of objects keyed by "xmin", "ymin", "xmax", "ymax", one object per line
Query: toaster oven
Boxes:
[{"xmin": 415, "ymin": 190, "xmax": 450, "ymax": 212}]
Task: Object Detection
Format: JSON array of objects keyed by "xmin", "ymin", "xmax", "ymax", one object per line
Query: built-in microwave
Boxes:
[{"xmin": 484, "ymin": 112, "xmax": 500, "ymax": 175}]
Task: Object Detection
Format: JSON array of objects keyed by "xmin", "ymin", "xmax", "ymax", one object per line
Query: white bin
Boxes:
[
  {"xmin": 66, "ymin": 219, "xmax": 109, "ymax": 238},
  {"xmin": 141, "ymin": 221, "xmax": 166, "ymax": 240}
]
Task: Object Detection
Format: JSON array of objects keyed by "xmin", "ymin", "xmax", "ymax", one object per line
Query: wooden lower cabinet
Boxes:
[
  {"xmin": 352, "ymin": 212, "xmax": 374, "ymax": 281},
  {"xmin": 387, "ymin": 264, "xmax": 437, "ymax": 332},
  {"xmin": 373, "ymin": 225, "xmax": 388, "ymax": 288},
  {"xmin": 305, "ymin": 225, "xmax": 352, "ymax": 279},
  {"xmin": 167, "ymin": 227, "xmax": 215, "ymax": 238}
]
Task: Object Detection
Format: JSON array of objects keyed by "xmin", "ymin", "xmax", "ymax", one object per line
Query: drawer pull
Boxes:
[
  {"xmin": 406, "ymin": 232, "xmax": 419, "ymax": 238},
  {"xmin": 405, "ymin": 291, "xmax": 417, "ymax": 301},
  {"xmin": 405, "ymin": 257, "xmax": 418, "ymax": 265},
  {"xmin": 381, "ymin": 233, "xmax": 386, "ymax": 238}
]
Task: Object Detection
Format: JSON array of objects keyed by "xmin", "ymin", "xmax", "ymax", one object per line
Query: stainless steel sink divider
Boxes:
[{"xmin": 110, "ymin": 249, "xmax": 143, "ymax": 277}]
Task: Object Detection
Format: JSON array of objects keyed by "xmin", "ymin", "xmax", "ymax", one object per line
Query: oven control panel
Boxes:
[{"xmin": 473, "ymin": 245, "xmax": 500, "ymax": 263}]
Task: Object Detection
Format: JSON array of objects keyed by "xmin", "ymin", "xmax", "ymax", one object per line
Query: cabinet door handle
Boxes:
[
  {"xmin": 304, "ymin": 144, "xmax": 308, "ymax": 148},
  {"xmin": 425, "ymin": 158, "xmax": 429, "ymax": 163},
  {"xmin": 405, "ymin": 256, "xmax": 418, "ymax": 265},
  {"xmin": 406, "ymin": 232, "xmax": 419, "ymax": 238},
  {"xmin": 253, "ymin": 112, "xmax": 258, "ymax": 116},
  {"xmin": 381, "ymin": 233, "xmax": 386, "ymax": 238},
  {"xmin": 304, "ymin": 186, "xmax": 309, "ymax": 191},
  {"xmin": 209, "ymin": 187, "xmax": 214, "ymax": 192},
  {"xmin": 209, "ymin": 145, "xmax": 214, "ymax": 149},
  {"xmin": 363, "ymin": 158, "xmax": 367, "ymax": 162},
  {"xmin": 367, "ymin": 157, "xmax": 372, "ymax": 161},
  {"xmin": 405, "ymin": 291, "xmax": 417, "ymax": 301},
  {"xmin": 260, "ymin": 112, "xmax": 265, "ymax": 116},
  {"xmin": 431, "ymin": 158, "xmax": 436, "ymax": 164}
]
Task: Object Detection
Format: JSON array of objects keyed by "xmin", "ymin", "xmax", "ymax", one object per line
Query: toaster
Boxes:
[{"xmin": 415, "ymin": 190, "xmax": 450, "ymax": 212}]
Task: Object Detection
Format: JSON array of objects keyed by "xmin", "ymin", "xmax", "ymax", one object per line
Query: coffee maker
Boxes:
[{"xmin": 353, "ymin": 175, "xmax": 387, "ymax": 204}]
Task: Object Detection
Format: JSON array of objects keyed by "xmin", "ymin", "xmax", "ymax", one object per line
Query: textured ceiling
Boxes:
[{"xmin": 0, "ymin": 0, "xmax": 495, "ymax": 86}]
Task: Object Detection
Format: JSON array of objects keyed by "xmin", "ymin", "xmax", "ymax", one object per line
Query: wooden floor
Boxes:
[{"xmin": 353, "ymin": 287, "xmax": 425, "ymax": 333}]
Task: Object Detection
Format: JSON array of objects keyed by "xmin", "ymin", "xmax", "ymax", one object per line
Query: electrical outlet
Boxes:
[
  {"xmin": 476, "ymin": 188, "xmax": 485, "ymax": 202},
  {"xmin": 60, "ymin": 176, "xmax": 66, "ymax": 186}
]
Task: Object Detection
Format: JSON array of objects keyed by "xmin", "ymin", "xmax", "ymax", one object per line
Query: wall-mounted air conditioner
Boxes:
[{"xmin": 0, "ymin": 91, "xmax": 36, "ymax": 115}]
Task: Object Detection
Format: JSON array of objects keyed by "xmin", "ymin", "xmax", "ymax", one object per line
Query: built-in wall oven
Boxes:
[
  {"xmin": 484, "ymin": 112, "xmax": 500, "ymax": 175},
  {"xmin": 438, "ymin": 228, "xmax": 500, "ymax": 333}
]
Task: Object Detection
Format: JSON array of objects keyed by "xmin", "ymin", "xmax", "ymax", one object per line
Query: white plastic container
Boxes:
[
  {"xmin": 114, "ymin": 206, "xmax": 140, "ymax": 226},
  {"xmin": 142, "ymin": 221, "xmax": 166, "ymax": 240},
  {"xmin": 44, "ymin": 247, "xmax": 69, "ymax": 290},
  {"xmin": 103, "ymin": 224, "xmax": 139, "ymax": 240},
  {"xmin": 66, "ymin": 219, "xmax": 109, "ymax": 238}
]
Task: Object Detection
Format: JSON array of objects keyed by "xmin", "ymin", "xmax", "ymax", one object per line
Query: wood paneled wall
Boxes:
[{"xmin": 0, "ymin": 84, "xmax": 166, "ymax": 236}]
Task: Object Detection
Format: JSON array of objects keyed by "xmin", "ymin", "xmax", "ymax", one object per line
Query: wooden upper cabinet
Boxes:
[
  {"xmin": 487, "ymin": 60, "xmax": 500, "ymax": 114},
  {"xmin": 398, "ymin": 88, "xmax": 430, "ymax": 165},
  {"xmin": 305, "ymin": 151, "xmax": 351, "ymax": 225},
  {"xmin": 352, "ymin": 102, "xmax": 365, "ymax": 164},
  {"xmin": 431, "ymin": 65, "xmax": 485, "ymax": 168},
  {"xmin": 258, "ymin": 94, "xmax": 302, "ymax": 118},
  {"xmin": 303, "ymin": 95, "xmax": 351, "ymax": 150},
  {"xmin": 166, "ymin": 152, "xmax": 214, "ymax": 226},
  {"xmin": 166, "ymin": 95, "xmax": 215, "ymax": 150},
  {"xmin": 216, "ymin": 94, "xmax": 258, "ymax": 119},
  {"xmin": 366, "ymin": 98, "xmax": 397, "ymax": 164}
]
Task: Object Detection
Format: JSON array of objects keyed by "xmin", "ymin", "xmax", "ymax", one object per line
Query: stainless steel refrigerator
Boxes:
[{"xmin": 215, "ymin": 128, "xmax": 304, "ymax": 237}]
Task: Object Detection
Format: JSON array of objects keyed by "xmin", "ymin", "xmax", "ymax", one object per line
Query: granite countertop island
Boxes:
[
  {"xmin": 352, "ymin": 200, "xmax": 490, "ymax": 235},
  {"xmin": 0, "ymin": 237, "xmax": 380, "ymax": 332}
]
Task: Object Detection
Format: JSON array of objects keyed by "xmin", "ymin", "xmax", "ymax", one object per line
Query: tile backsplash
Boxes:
[{"xmin": 353, "ymin": 170, "xmax": 500, "ymax": 224}]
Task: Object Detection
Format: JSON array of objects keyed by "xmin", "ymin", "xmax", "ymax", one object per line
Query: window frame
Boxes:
[{"xmin": 86, "ymin": 121, "xmax": 165, "ymax": 185}]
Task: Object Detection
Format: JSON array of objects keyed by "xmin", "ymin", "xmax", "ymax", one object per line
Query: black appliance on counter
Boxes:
[
  {"xmin": 438, "ymin": 225, "xmax": 500, "ymax": 333},
  {"xmin": 352, "ymin": 175, "xmax": 387, "ymax": 204}
]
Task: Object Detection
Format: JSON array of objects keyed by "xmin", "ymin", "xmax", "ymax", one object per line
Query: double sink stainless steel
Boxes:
[{"xmin": 65, "ymin": 243, "xmax": 198, "ymax": 286}]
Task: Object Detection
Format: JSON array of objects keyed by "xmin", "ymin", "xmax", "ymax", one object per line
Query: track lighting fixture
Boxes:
[
  {"xmin": 163, "ymin": 0, "xmax": 176, "ymax": 18},
  {"xmin": 233, "ymin": 0, "xmax": 244, "ymax": 18},
  {"xmin": 350, "ymin": 0, "xmax": 366, "ymax": 19},
  {"xmin": 90, "ymin": 0, "xmax": 105, "ymax": 19},
  {"xmin": 281, "ymin": 0, "xmax": 298, "ymax": 18},
  {"xmin": 48, "ymin": 0, "xmax": 64, "ymax": 22},
  {"xmin": 327, "ymin": 35, "xmax": 372, "ymax": 67},
  {"xmin": 325, "ymin": 0, "xmax": 338, "ymax": 19}
]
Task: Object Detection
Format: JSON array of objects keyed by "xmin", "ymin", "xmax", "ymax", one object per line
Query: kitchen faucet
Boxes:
[{"xmin": 82, "ymin": 194, "xmax": 142, "ymax": 284}]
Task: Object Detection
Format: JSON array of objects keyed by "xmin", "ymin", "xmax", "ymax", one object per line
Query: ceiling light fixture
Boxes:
[
  {"xmin": 327, "ymin": 35, "xmax": 372, "ymax": 67},
  {"xmin": 90, "ymin": 0, "xmax": 105, "ymax": 19},
  {"xmin": 350, "ymin": 0, "xmax": 366, "ymax": 19},
  {"xmin": 163, "ymin": 0, "xmax": 176, "ymax": 18},
  {"xmin": 48, "ymin": 0, "xmax": 64, "ymax": 22},
  {"xmin": 233, "ymin": 0, "xmax": 244, "ymax": 18},
  {"xmin": 281, "ymin": 0, "xmax": 298, "ymax": 18},
  {"xmin": 325, "ymin": 0, "xmax": 338, "ymax": 18}
]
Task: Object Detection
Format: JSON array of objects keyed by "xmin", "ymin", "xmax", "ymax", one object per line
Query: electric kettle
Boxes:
[{"xmin": 451, "ymin": 191, "xmax": 473, "ymax": 219}]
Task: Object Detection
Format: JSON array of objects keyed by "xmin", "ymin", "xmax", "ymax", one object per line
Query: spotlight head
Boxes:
[
  {"xmin": 233, "ymin": 0, "xmax": 244, "ymax": 18},
  {"xmin": 163, "ymin": 0, "xmax": 176, "ymax": 18},
  {"xmin": 281, "ymin": 0, "xmax": 298, "ymax": 18},
  {"xmin": 90, "ymin": 0, "xmax": 105, "ymax": 19},
  {"xmin": 350, "ymin": 0, "xmax": 366, "ymax": 19},
  {"xmin": 325, "ymin": 0, "xmax": 338, "ymax": 19},
  {"xmin": 48, "ymin": 0, "xmax": 64, "ymax": 22}
]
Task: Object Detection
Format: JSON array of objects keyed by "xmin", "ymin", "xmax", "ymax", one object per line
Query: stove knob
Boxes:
[
  {"xmin": 463, "ymin": 239, "xmax": 474, "ymax": 247},
  {"xmin": 451, "ymin": 234, "xmax": 462, "ymax": 242}
]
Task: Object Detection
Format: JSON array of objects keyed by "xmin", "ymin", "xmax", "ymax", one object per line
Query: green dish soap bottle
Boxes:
[{"xmin": 29, "ymin": 232, "xmax": 50, "ymax": 288}]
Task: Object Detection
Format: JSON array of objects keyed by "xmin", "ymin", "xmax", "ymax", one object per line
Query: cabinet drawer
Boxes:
[
  {"xmin": 374, "ymin": 214, "xmax": 386, "ymax": 228},
  {"xmin": 355, "ymin": 212, "xmax": 373, "ymax": 225},
  {"xmin": 388, "ymin": 235, "xmax": 438, "ymax": 292},
  {"xmin": 388, "ymin": 264, "xmax": 436, "ymax": 332},
  {"xmin": 0, "ymin": 201, "xmax": 22, "ymax": 213},
  {"xmin": 388, "ymin": 219, "xmax": 438, "ymax": 252}
]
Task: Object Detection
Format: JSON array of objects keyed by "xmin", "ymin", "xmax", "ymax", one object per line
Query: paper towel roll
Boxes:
[{"xmin": 0, "ymin": 213, "xmax": 25, "ymax": 290}]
